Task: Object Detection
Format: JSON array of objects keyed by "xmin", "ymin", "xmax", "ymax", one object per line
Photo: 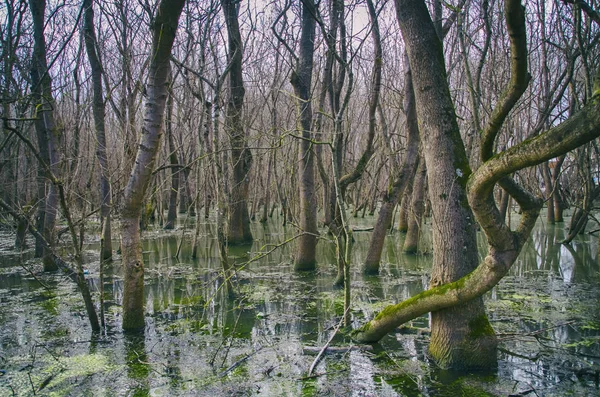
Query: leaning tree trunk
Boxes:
[
  {"xmin": 362, "ymin": 51, "xmax": 419, "ymax": 274},
  {"xmin": 222, "ymin": 0, "xmax": 253, "ymax": 245},
  {"xmin": 120, "ymin": 0, "xmax": 184, "ymax": 331},
  {"xmin": 291, "ymin": 0, "xmax": 318, "ymax": 271},
  {"xmin": 83, "ymin": 0, "xmax": 112, "ymax": 260}
]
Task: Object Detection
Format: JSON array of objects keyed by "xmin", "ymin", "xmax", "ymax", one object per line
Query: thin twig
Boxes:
[
  {"xmin": 308, "ymin": 305, "xmax": 351, "ymax": 376},
  {"xmin": 497, "ymin": 320, "xmax": 576, "ymax": 341}
]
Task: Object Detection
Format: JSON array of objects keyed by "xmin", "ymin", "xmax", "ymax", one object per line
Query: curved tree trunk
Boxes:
[
  {"xmin": 356, "ymin": 0, "xmax": 600, "ymax": 370},
  {"xmin": 120, "ymin": 0, "xmax": 184, "ymax": 331}
]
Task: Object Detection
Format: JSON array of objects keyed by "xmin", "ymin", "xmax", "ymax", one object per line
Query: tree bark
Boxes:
[
  {"xmin": 164, "ymin": 83, "xmax": 179, "ymax": 230},
  {"xmin": 356, "ymin": 0, "xmax": 600, "ymax": 370},
  {"xmin": 363, "ymin": 51, "xmax": 419, "ymax": 274},
  {"xmin": 29, "ymin": 0, "xmax": 60, "ymax": 272},
  {"xmin": 120, "ymin": 0, "xmax": 184, "ymax": 331},
  {"xmin": 291, "ymin": 0, "xmax": 318, "ymax": 271},
  {"xmin": 83, "ymin": 0, "xmax": 112, "ymax": 260},
  {"xmin": 403, "ymin": 157, "xmax": 426, "ymax": 254},
  {"xmin": 222, "ymin": 0, "xmax": 253, "ymax": 245}
]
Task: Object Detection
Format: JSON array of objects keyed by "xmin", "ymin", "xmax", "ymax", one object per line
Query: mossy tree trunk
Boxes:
[
  {"xmin": 356, "ymin": 0, "xmax": 600, "ymax": 370},
  {"xmin": 120, "ymin": 0, "xmax": 184, "ymax": 331}
]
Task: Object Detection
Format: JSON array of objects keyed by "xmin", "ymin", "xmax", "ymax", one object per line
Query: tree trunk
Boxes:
[
  {"xmin": 120, "ymin": 0, "xmax": 184, "ymax": 331},
  {"xmin": 260, "ymin": 153, "xmax": 273, "ymax": 223},
  {"xmin": 164, "ymin": 86, "xmax": 179, "ymax": 230},
  {"xmin": 552, "ymin": 155, "xmax": 566, "ymax": 222},
  {"xmin": 397, "ymin": 189, "xmax": 411, "ymax": 233},
  {"xmin": 291, "ymin": 0, "xmax": 318, "ymax": 271},
  {"xmin": 403, "ymin": 157, "xmax": 426, "ymax": 254},
  {"xmin": 83, "ymin": 0, "xmax": 112, "ymax": 261},
  {"xmin": 29, "ymin": 0, "xmax": 60, "ymax": 272},
  {"xmin": 498, "ymin": 187, "xmax": 510, "ymax": 222},
  {"xmin": 356, "ymin": 0, "xmax": 600, "ymax": 370},
  {"xmin": 541, "ymin": 162, "xmax": 555, "ymax": 224},
  {"xmin": 363, "ymin": 51, "xmax": 419, "ymax": 274},
  {"xmin": 222, "ymin": 0, "xmax": 253, "ymax": 245},
  {"xmin": 364, "ymin": 0, "xmax": 499, "ymax": 368}
]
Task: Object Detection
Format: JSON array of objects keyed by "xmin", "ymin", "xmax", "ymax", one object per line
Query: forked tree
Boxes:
[{"xmin": 354, "ymin": 0, "xmax": 600, "ymax": 369}]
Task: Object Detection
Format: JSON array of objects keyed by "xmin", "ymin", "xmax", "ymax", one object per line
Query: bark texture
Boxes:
[
  {"xmin": 83, "ymin": 0, "xmax": 112, "ymax": 260},
  {"xmin": 363, "ymin": 51, "xmax": 419, "ymax": 274},
  {"xmin": 403, "ymin": 157, "xmax": 426, "ymax": 254},
  {"xmin": 222, "ymin": 0, "xmax": 253, "ymax": 245},
  {"xmin": 291, "ymin": 0, "xmax": 318, "ymax": 270},
  {"xmin": 29, "ymin": 0, "xmax": 60, "ymax": 271},
  {"xmin": 396, "ymin": 0, "xmax": 494, "ymax": 368},
  {"xmin": 120, "ymin": 0, "xmax": 184, "ymax": 331}
]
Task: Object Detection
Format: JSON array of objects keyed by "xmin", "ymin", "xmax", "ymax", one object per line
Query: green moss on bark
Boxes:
[{"xmin": 468, "ymin": 314, "xmax": 495, "ymax": 338}]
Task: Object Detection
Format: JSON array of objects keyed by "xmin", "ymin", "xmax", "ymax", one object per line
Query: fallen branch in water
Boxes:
[
  {"xmin": 219, "ymin": 346, "xmax": 262, "ymax": 377},
  {"xmin": 308, "ymin": 306, "xmax": 351, "ymax": 377},
  {"xmin": 303, "ymin": 345, "xmax": 373, "ymax": 355}
]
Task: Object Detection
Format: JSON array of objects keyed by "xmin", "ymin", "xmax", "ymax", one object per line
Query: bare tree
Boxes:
[
  {"xmin": 120, "ymin": 0, "xmax": 185, "ymax": 331},
  {"xmin": 83, "ymin": 0, "xmax": 113, "ymax": 260}
]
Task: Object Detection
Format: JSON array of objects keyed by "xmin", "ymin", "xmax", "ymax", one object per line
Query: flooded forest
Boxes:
[{"xmin": 1, "ymin": 0, "xmax": 600, "ymax": 395}]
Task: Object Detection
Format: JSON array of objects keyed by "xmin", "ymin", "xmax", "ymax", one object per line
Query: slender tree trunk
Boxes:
[
  {"xmin": 291, "ymin": 0, "xmax": 318, "ymax": 270},
  {"xmin": 552, "ymin": 155, "xmax": 566, "ymax": 222},
  {"xmin": 29, "ymin": 0, "xmax": 60, "ymax": 272},
  {"xmin": 363, "ymin": 51, "xmax": 419, "ymax": 274},
  {"xmin": 83, "ymin": 0, "xmax": 112, "ymax": 260},
  {"xmin": 120, "ymin": 0, "xmax": 184, "ymax": 331},
  {"xmin": 260, "ymin": 153, "xmax": 273, "ymax": 223},
  {"xmin": 541, "ymin": 162, "xmax": 555, "ymax": 224},
  {"xmin": 403, "ymin": 157, "xmax": 426, "ymax": 253},
  {"xmin": 222, "ymin": 0, "xmax": 252, "ymax": 245},
  {"xmin": 164, "ymin": 84, "xmax": 179, "ymax": 230},
  {"xmin": 397, "ymin": 190, "xmax": 411, "ymax": 233}
]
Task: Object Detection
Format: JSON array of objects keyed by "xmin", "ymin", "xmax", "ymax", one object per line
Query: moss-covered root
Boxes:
[
  {"xmin": 352, "ymin": 255, "xmax": 512, "ymax": 344},
  {"xmin": 352, "ymin": 275, "xmax": 469, "ymax": 343}
]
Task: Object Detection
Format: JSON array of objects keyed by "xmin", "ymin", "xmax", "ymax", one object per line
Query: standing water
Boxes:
[{"xmin": 0, "ymin": 211, "xmax": 598, "ymax": 396}]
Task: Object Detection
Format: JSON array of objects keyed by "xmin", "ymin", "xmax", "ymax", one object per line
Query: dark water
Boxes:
[{"xmin": 0, "ymin": 211, "xmax": 598, "ymax": 396}]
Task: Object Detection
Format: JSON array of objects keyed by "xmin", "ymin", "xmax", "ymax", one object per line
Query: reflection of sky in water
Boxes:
[
  {"xmin": 559, "ymin": 245, "xmax": 575, "ymax": 284},
  {"xmin": 0, "ymin": 216, "xmax": 598, "ymax": 396}
]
